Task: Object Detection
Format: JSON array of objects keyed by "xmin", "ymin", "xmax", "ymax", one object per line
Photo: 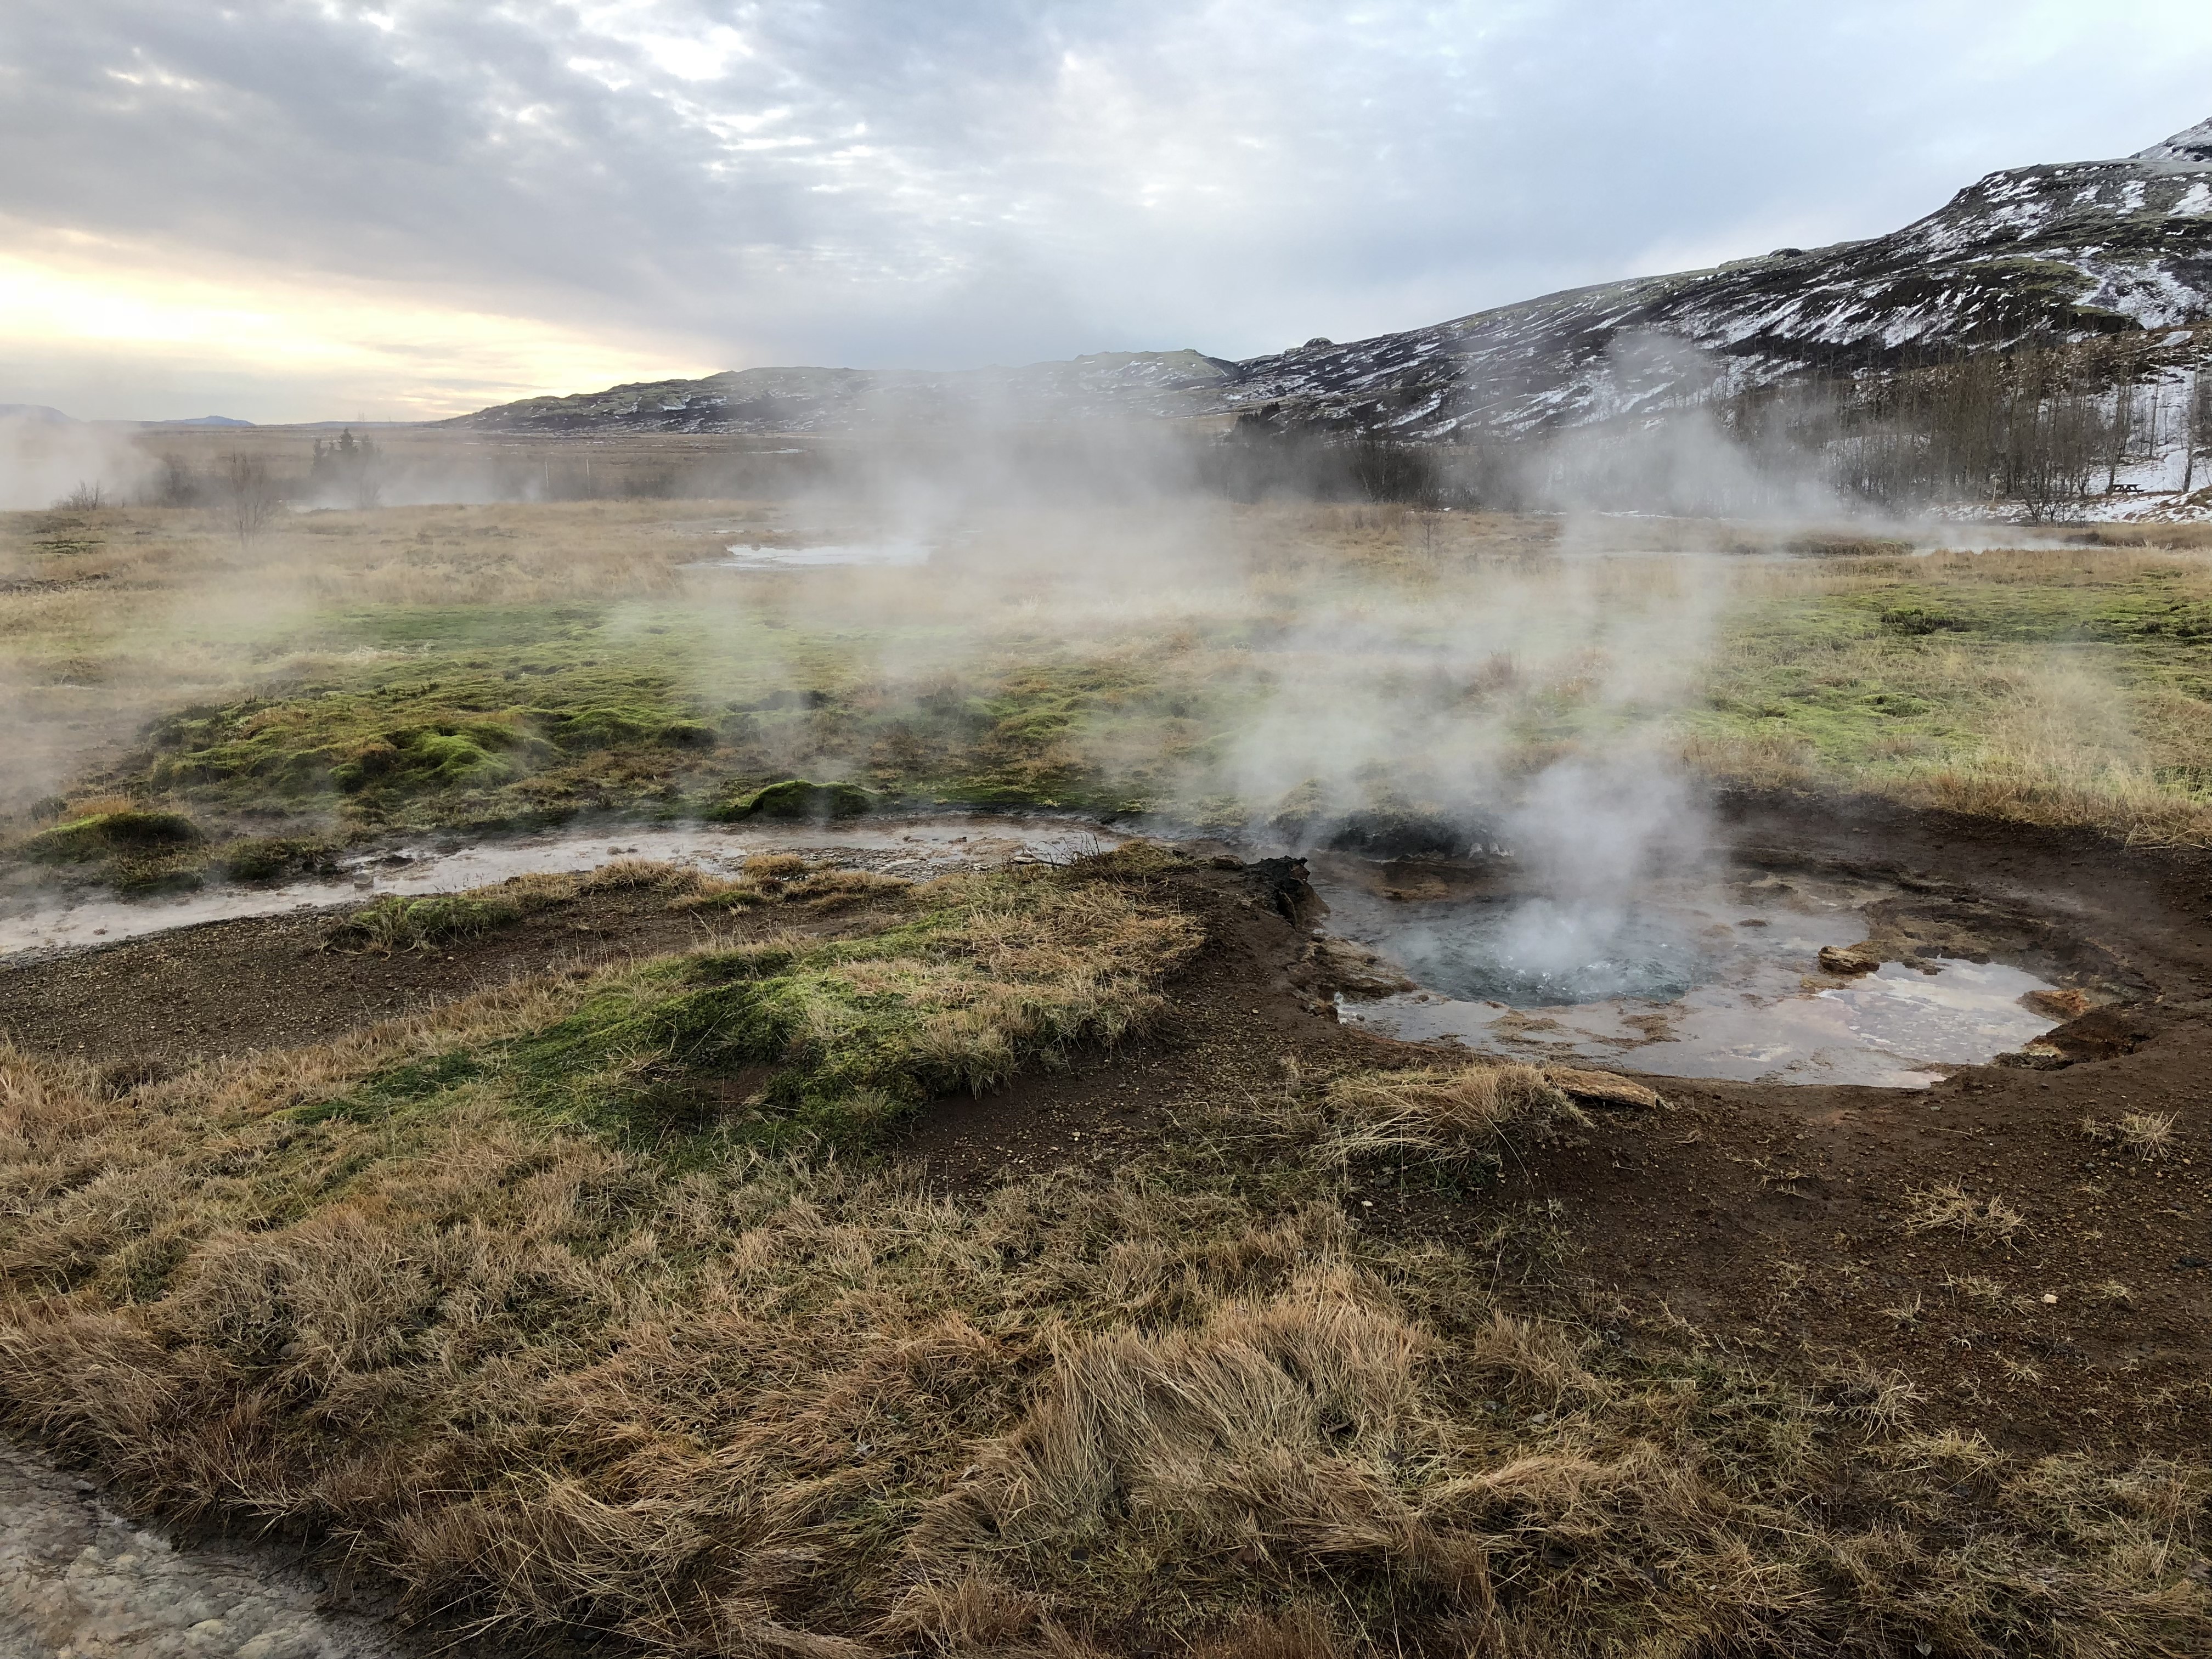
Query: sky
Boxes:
[{"xmin": 5, "ymin": 1, "xmax": 2212, "ymax": 424}]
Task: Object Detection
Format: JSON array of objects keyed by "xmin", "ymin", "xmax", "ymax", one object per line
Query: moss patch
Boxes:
[
  {"xmin": 714, "ymin": 777, "xmax": 888, "ymax": 821},
  {"xmin": 23, "ymin": 810, "xmax": 202, "ymax": 863},
  {"xmin": 510, "ymin": 857, "xmax": 1199, "ymax": 1152}
]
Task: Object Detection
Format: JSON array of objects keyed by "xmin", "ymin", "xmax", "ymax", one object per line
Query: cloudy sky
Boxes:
[{"xmin": 6, "ymin": 1, "xmax": 2212, "ymax": 424}]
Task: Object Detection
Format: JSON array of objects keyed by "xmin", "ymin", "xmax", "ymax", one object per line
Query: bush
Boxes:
[
  {"xmin": 24, "ymin": 810, "xmax": 204, "ymax": 864},
  {"xmin": 715, "ymin": 778, "xmax": 887, "ymax": 821}
]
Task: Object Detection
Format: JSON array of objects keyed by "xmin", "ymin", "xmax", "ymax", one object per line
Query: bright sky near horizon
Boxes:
[{"xmin": 5, "ymin": 1, "xmax": 2212, "ymax": 424}]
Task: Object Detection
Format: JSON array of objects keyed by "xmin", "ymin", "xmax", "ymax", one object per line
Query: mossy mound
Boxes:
[
  {"xmin": 24, "ymin": 810, "xmax": 204, "ymax": 864},
  {"xmin": 715, "ymin": 778, "xmax": 887, "ymax": 822},
  {"xmin": 327, "ymin": 724, "xmax": 539, "ymax": 793},
  {"xmin": 509, "ymin": 859, "xmax": 1197, "ymax": 1150}
]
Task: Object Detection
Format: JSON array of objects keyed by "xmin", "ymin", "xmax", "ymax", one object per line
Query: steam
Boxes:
[
  {"xmin": 0, "ymin": 349, "xmax": 1923, "ymax": 956},
  {"xmin": 0, "ymin": 415, "xmax": 156, "ymax": 511}
]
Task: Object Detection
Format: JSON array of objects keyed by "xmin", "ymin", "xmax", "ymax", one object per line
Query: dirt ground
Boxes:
[{"xmin": 2, "ymin": 797, "xmax": 2205, "ymax": 1458}]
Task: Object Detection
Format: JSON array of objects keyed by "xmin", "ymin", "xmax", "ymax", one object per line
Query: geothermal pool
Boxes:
[{"xmin": 1309, "ymin": 859, "xmax": 2066, "ymax": 1088}]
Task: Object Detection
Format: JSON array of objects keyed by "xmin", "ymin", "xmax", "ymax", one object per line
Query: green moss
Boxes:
[
  {"xmin": 24, "ymin": 810, "xmax": 202, "ymax": 863},
  {"xmin": 290, "ymin": 1049, "xmax": 485, "ymax": 1126},
  {"xmin": 218, "ymin": 836, "xmax": 338, "ymax": 882},
  {"xmin": 503, "ymin": 861, "xmax": 1194, "ymax": 1154},
  {"xmin": 715, "ymin": 778, "xmax": 887, "ymax": 821}
]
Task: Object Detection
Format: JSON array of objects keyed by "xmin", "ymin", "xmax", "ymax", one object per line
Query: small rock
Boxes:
[
  {"xmin": 2022, "ymin": 987, "xmax": 2091, "ymax": 1020},
  {"xmin": 1545, "ymin": 1068, "xmax": 1663, "ymax": 1109},
  {"xmin": 1307, "ymin": 937, "xmax": 1417, "ymax": 1000},
  {"xmin": 1819, "ymin": 944, "xmax": 1882, "ymax": 975}
]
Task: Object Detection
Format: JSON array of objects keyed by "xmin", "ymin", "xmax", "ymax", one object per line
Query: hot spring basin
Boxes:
[{"xmin": 1311, "ymin": 862, "xmax": 2066, "ymax": 1089}]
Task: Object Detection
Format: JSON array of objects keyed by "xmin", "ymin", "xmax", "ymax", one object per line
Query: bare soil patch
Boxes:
[{"xmin": 0, "ymin": 887, "xmax": 905, "ymax": 1066}]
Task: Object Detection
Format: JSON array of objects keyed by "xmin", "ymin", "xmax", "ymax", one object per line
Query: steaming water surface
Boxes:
[
  {"xmin": 1314, "ymin": 864, "xmax": 2064, "ymax": 1088},
  {"xmin": 0, "ymin": 817, "xmax": 1114, "ymax": 960},
  {"xmin": 693, "ymin": 540, "xmax": 932, "ymax": 569}
]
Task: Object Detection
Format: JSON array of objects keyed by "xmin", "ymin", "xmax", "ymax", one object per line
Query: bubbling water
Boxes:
[
  {"xmin": 1312, "ymin": 860, "xmax": 2070, "ymax": 1089},
  {"xmin": 1379, "ymin": 896, "xmax": 1708, "ymax": 1006}
]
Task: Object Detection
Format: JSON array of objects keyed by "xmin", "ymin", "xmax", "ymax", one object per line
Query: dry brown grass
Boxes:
[
  {"xmin": 1903, "ymin": 1183, "xmax": 2028, "ymax": 1245},
  {"xmin": 2080, "ymin": 1109, "xmax": 2180, "ymax": 1160},
  {"xmin": 1317, "ymin": 1062, "xmax": 1588, "ymax": 1166},
  {"xmin": 327, "ymin": 856, "xmax": 912, "ymax": 952},
  {"xmin": 668, "ymin": 852, "xmax": 910, "ymax": 914},
  {"xmin": 0, "ymin": 1000, "xmax": 2202, "ymax": 1655}
]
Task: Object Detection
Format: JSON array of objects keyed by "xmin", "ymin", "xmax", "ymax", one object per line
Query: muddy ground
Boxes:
[{"xmin": 2, "ymin": 794, "xmax": 2207, "ymax": 1464}]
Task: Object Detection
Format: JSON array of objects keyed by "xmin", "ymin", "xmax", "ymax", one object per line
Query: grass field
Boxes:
[
  {"xmin": 4, "ymin": 495, "xmax": 2211, "ymax": 894},
  {"xmin": 1696, "ymin": 544, "xmax": 2212, "ymax": 842}
]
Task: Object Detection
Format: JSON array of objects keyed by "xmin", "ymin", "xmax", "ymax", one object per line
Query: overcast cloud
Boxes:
[{"xmin": 5, "ymin": 0, "xmax": 2212, "ymax": 421}]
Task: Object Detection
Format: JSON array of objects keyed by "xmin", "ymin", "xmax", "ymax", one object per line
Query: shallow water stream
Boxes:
[
  {"xmin": 0, "ymin": 1442, "xmax": 407, "ymax": 1659},
  {"xmin": 0, "ymin": 815, "xmax": 1116, "ymax": 961}
]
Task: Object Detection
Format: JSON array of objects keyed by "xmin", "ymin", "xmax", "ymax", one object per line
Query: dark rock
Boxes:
[{"xmin": 1241, "ymin": 856, "xmax": 1319, "ymax": 924}]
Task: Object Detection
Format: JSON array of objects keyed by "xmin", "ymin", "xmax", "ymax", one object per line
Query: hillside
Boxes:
[{"xmin": 453, "ymin": 118, "xmax": 2212, "ymax": 440}]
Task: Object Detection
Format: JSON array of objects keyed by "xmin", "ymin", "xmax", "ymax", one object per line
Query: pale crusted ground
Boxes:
[{"xmin": 0, "ymin": 1442, "xmax": 397, "ymax": 1659}]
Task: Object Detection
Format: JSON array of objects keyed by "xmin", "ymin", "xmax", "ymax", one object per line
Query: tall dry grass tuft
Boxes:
[{"xmin": 1319, "ymin": 1063, "xmax": 1587, "ymax": 1165}]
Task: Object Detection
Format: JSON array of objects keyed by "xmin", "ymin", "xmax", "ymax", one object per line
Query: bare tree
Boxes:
[
  {"xmin": 2186, "ymin": 371, "xmax": 2212, "ymax": 496},
  {"xmin": 53, "ymin": 481, "xmax": 106, "ymax": 511},
  {"xmin": 224, "ymin": 454, "xmax": 283, "ymax": 548},
  {"xmin": 150, "ymin": 454, "xmax": 198, "ymax": 507}
]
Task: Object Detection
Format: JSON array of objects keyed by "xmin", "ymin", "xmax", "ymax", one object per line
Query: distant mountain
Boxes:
[
  {"xmin": 454, "ymin": 117, "xmax": 2212, "ymax": 440},
  {"xmin": 0, "ymin": 404, "xmax": 75, "ymax": 424},
  {"xmin": 147, "ymin": 415, "xmax": 255, "ymax": 427},
  {"xmin": 447, "ymin": 350, "xmax": 1238, "ymax": 435}
]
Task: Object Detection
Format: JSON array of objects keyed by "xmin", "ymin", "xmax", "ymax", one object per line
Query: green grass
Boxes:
[
  {"xmin": 506, "ymin": 859, "xmax": 1198, "ymax": 1153},
  {"xmin": 84, "ymin": 605, "xmax": 1223, "ymax": 853},
  {"xmin": 335, "ymin": 888, "xmax": 549, "ymax": 953},
  {"xmin": 24, "ymin": 809, "xmax": 203, "ymax": 862},
  {"xmin": 296, "ymin": 855, "xmax": 1199, "ymax": 1155},
  {"xmin": 19, "ymin": 551, "xmax": 2212, "ymax": 883},
  {"xmin": 1692, "ymin": 557, "xmax": 2212, "ymax": 824},
  {"xmin": 288, "ymin": 1048, "xmax": 483, "ymax": 1127}
]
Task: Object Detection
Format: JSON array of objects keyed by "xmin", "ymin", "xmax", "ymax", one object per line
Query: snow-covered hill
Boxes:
[{"xmin": 453, "ymin": 119, "xmax": 2212, "ymax": 440}]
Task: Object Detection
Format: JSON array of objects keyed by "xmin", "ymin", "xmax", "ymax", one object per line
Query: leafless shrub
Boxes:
[
  {"xmin": 148, "ymin": 454, "xmax": 199, "ymax": 507},
  {"xmin": 223, "ymin": 453, "xmax": 283, "ymax": 547},
  {"xmin": 52, "ymin": 481, "xmax": 105, "ymax": 511}
]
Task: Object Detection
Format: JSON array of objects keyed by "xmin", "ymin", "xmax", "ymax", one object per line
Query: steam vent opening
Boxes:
[{"xmin": 1308, "ymin": 853, "xmax": 2081, "ymax": 1090}]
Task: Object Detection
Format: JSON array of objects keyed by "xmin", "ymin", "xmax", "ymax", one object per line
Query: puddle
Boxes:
[
  {"xmin": 0, "ymin": 816, "xmax": 1115, "ymax": 961},
  {"xmin": 1313, "ymin": 861, "xmax": 2063, "ymax": 1088},
  {"xmin": 690, "ymin": 540, "xmax": 932, "ymax": 570}
]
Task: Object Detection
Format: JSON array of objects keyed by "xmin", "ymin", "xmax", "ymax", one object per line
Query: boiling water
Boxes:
[{"xmin": 1316, "ymin": 865, "xmax": 2064, "ymax": 1088}]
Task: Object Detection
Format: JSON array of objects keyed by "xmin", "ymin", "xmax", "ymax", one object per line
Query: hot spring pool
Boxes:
[{"xmin": 1310, "ymin": 860, "xmax": 2068, "ymax": 1089}]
